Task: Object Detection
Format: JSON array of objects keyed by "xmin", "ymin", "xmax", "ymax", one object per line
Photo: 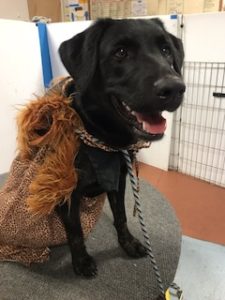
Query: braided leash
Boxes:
[
  {"xmin": 75, "ymin": 128, "xmax": 183, "ymax": 300},
  {"xmin": 123, "ymin": 150, "xmax": 183, "ymax": 300},
  {"xmin": 122, "ymin": 150, "xmax": 165, "ymax": 299}
]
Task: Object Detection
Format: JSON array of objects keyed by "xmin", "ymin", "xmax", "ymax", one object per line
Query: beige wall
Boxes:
[
  {"xmin": 0, "ymin": 0, "xmax": 29, "ymax": 21},
  {"xmin": 146, "ymin": 0, "xmax": 222, "ymax": 15}
]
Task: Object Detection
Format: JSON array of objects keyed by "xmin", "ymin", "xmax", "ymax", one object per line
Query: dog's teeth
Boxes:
[
  {"xmin": 142, "ymin": 121, "xmax": 147, "ymax": 131},
  {"xmin": 125, "ymin": 104, "xmax": 131, "ymax": 112},
  {"xmin": 122, "ymin": 101, "xmax": 132, "ymax": 112}
]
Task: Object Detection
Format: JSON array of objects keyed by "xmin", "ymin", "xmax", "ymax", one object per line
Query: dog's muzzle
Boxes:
[{"xmin": 155, "ymin": 76, "xmax": 186, "ymax": 111}]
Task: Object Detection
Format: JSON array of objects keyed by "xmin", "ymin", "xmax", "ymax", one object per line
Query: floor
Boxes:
[
  {"xmin": 139, "ymin": 162, "xmax": 225, "ymax": 246},
  {"xmin": 174, "ymin": 236, "xmax": 225, "ymax": 300},
  {"xmin": 139, "ymin": 163, "xmax": 225, "ymax": 300}
]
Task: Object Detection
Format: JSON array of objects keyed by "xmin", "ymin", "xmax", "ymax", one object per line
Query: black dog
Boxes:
[{"xmin": 57, "ymin": 18, "xmax": 185, "ymax": 278}]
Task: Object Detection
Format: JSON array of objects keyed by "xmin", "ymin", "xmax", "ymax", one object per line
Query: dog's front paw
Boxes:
[
  {"xmin": 119, "ymin": 237, "xmax": 147, "ymax": 258},
  {"xmin": 73, "ymin": 255, "xmax": 97, "ymax": 277}
]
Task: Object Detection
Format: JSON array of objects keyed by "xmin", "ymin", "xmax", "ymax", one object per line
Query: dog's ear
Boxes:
[
  {"xmin": 151, "ymin": 18, "xmax": 165, "ymax": 29},
  {"xmin": 59, "ymin": 19, "xmax": 113, "ymax": 91},
  {"xmin": 169, "ymin": 33, "xmax": 184, "ymax": 74}
]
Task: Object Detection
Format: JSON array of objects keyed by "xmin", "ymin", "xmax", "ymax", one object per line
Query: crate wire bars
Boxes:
[{"xmin": 169, "ymin": 62, "xmax": 225, "ymax": 188}]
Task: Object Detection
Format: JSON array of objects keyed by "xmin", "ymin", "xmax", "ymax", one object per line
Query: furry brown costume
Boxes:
[{"xmin": 0, "ymin": 78, "xmax": 105, "ymax": 265}]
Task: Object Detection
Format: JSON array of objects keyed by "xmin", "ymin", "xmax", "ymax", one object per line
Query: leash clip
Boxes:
[
  {"xmin": 170, "ymin": 288, "xmax": 183, "ymax": 300},
  {"xmin": 178, "ymin": 290, "xmax": 184, "ymax": 300}
]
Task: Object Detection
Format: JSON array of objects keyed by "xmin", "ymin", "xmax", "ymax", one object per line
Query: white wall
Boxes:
[
  {"xmin": 0, "ymin": 0, "xmax": 29, "ymax": 21},
  {"xmin": 184, "ymin": 12, "xmax": 225, "ymax": 62},
  {"xmin": 0, "ymin": 20, "xmax": 44, "ymax": 174},
  {"xmin": 47, "ymin": 21, "xmax": 92, "ymax": 78}
]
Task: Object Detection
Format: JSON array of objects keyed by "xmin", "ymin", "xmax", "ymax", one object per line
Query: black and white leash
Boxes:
[
  {"xmin": 122, "ymin": 150, "xmax": 183, "ymax": 300},
  {"xmin": 122, "ymin": 150, "xmax": 165, "ymax": 299},
  {"xmin": 76, "ymin": 130, "xmax": 183, "ymax": 299}
]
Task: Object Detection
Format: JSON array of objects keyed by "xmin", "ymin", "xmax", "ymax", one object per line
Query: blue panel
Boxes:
[
  {"xmin": 170, "ymin": 14, "xmax": 178, "ymax": 20},
  {"xmin": 37, "ymin": 22, "xmax": 53, "ymax": 88}
]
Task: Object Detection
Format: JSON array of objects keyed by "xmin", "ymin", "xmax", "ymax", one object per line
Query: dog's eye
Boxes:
[
  {"xmin": 161, "ymin": 45, "xmax": 171, "ymax": 56},
  {"xmin": 114, "ymin": 47, "xmax": 128, "ymax": 59}
]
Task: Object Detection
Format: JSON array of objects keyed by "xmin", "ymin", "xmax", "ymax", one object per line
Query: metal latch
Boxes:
[{"xmin": 213, "ymin": 92, "xmax": 225, "ymax": 98}]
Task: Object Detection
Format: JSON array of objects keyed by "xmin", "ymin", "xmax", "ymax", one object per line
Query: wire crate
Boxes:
[{"xmin": 170, "ymin": 62, "xmax": 225, "ymax": 188}]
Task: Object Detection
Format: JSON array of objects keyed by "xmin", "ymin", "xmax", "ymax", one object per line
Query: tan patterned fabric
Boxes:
[{"xmin": 0, "ymin": 79, "xmax": 105, "ymax": 265}]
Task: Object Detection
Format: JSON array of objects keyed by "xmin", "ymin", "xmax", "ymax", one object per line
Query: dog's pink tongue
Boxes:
[{"xmin": 135, "ymin": 112, "xmax": 166, "ymax": 134}]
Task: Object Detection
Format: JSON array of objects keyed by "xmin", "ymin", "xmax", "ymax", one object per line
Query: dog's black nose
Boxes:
[{"xmin": 155, "ymin": 76, "xmax": 186, "ymax": 101}]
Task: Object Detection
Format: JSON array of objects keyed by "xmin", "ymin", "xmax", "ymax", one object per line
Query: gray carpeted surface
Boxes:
[{"xmin": 0, "ymin": 173, "xmax": 181, "ymax": 300}]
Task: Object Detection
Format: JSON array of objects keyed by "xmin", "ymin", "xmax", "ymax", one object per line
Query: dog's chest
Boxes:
[{"xmin": 75, "ymin": 144, "xmax": 123, "ymax": 197}]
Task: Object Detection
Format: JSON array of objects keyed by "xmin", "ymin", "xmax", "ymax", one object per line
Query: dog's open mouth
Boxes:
[
  {"xmin": 112, "ymin": 97, "xmax": 166, "ymax": 140},
  {"xmin": 134, "ymin": 111, "xmax": 166, "ymax": 134}
]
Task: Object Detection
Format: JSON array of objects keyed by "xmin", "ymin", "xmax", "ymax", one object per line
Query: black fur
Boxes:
[{"xmin": 57, "ymin": 18, "xmax": 185, "ymax": 278}]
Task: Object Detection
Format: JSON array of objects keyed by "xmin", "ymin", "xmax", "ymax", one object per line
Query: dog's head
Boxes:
[{"xmin": 59, "ymin": 18, "xmax": 185, "ymax": 147}]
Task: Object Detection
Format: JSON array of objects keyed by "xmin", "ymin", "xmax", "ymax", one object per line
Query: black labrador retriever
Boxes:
[{"xmin": 57, "ymin": 18, "xmax": 185, "ymax": 278}]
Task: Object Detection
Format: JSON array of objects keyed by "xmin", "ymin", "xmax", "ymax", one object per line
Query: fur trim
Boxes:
[{"xmin": 16, "ymin": 83, "xmax": 82, "ymax": 216}]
